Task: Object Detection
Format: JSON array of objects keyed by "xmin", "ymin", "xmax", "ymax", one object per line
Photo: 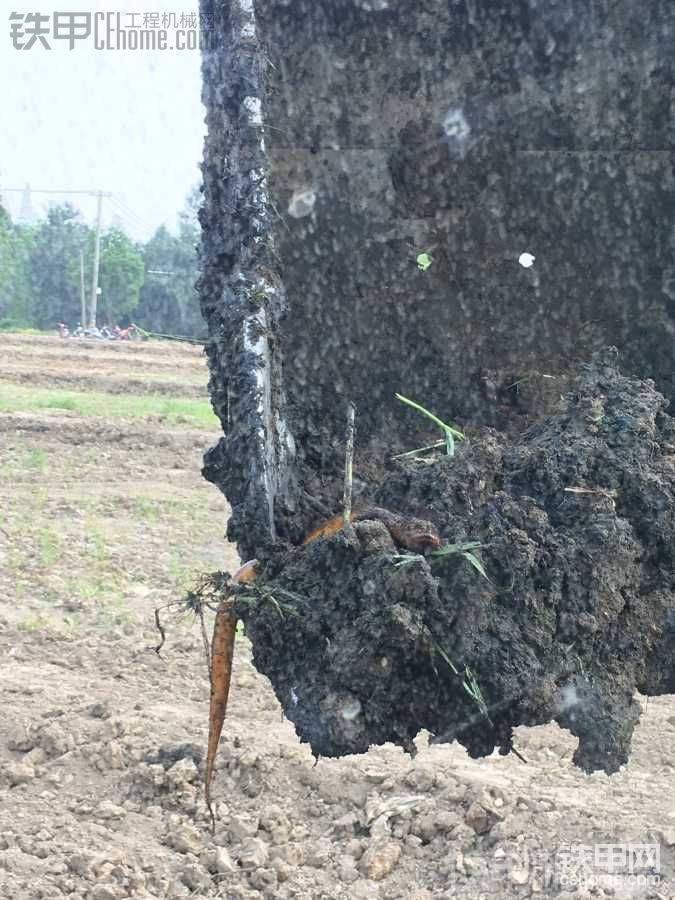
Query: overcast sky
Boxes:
[{"xmin": 0, "ymin": 2, "xmax": 206, "ymax": 239}]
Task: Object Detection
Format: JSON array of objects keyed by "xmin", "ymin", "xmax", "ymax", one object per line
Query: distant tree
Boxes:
[
  {"xmin": 134, "ymin": 185, "xmax": 204, "ymax": 337},
  {"xmin": 135, "ymin": 224, "xmax": 178, "ymax": 330},
  {"xmin": 0, "ymin": 205, "xmax": 14, "ymax": 322},
  {"xmin": 9, "ymin": 222, "xmax": 37, "ymax": 325},
  {"xmin": 172, "ymin": 184, "xmax": 203, "ymax": 335},
  {"xmin": 29, "ymin": 204, "xmax": 90, "ymax": 329},
  {"xmin": 0, "ymin": 190, "xmax": 203, "ymax": 332},
  {"xmin": 0, "ymin": 205, "xmax": 37, "ymax": 328},
  {"xmin": 97, "ymin": 227, "xmax": 144, "ymax": 324}
]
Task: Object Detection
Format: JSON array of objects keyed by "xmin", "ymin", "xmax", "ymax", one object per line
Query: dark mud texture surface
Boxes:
[
  {"xmin": 199, "ymin": 0, "xmax": 675, "ymax": 562},
  {"xmin": 237, "ymin": 351, "xmax": 675, "ymax": 775}
]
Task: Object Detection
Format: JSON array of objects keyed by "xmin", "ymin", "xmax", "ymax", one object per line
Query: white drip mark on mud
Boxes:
[
  {"xmin": 340, "ymin": 698, "xmax": 362, "ymax": 721},
  {"xmin": 244, "ymin": 96, "xmax": 262, "ymax": 125},
  {"xmin": 556, "ymin": 685, "xmax": 580, "ymax": 713},
  {"xmin": 442, "ymin": 107, "xmax": 472, "ymax": 158},
  {"xmin": 234, "ymin": 0, "xmax": 294, "ymax": 541},
  {"xmin": 243, "ymin": 307, "xmax": 276, "ymax": 540},
  {"xmin": 354, "ymin": 0, "xmax": 390, "ymax": 10},
  {"xmin": 239, "ymin": 0, "xmax": 256, "ymax": 39}
]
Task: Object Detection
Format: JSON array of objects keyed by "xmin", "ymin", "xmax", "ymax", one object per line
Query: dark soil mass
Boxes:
[
  {"xmin": 238, "ymin": 351, "xmax": 675, "ymax": 774},
  {"xmin": 198, "ymin": 1, "xmax": 675, "ymax": 778}
]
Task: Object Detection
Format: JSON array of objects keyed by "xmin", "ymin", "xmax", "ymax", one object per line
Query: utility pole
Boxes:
[
  {"xmin": 89, "ymin": 191, "xmax": 103, "ymax": 328},
  {"xmin": 18, "ymin": 182, "xmax": 36, "ymax": 224},
  {"xmin": 79, "ymin": 248, "xmax": 86, "ymax": 325}
]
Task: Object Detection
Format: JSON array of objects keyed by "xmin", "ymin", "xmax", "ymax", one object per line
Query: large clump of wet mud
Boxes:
[{"xmin": 235, "ymin": 350, "xmax": 674, "ymax": 774}]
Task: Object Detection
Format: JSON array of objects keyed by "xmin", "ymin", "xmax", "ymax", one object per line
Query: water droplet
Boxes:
[
  {"xmin": 288, "ymin": 188, "xmax": 316, "ymax": 218},
  {"xmin": 340, "ymin": 698, "xmax": 362, "ymax": 721},
  {"xmin": 441, "ymin": 107, "xmax": 472, "ymax": 159},
  {"xmin": 443, "ymin": 107, "xmax": 470, "ymax": 140}
]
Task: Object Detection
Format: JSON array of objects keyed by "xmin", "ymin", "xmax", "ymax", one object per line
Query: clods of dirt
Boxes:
[{"xmin": 238, "ymin": 349, "xmax": 675, "ymax": 774}]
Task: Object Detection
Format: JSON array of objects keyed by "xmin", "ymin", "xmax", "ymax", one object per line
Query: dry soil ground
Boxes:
[{"xmin": 0, "ymin": 334, "xmax": 673, "ymax": 900}]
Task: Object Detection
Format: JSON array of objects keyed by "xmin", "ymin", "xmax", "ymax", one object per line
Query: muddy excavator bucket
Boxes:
[{"xmin": 197, "ymin": 1, "xmax": 675, "ymax": 771}]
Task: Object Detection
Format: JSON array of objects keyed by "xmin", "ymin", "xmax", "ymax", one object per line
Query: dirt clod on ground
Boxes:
[{"xmin": 240, "ymin": 349, "xmax": 675, "ymax": 774}]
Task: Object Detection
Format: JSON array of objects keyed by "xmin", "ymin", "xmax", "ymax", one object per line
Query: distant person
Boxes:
[{"xmin": 116, "ymin": 324, "xmax": 136, "ymax": 340}]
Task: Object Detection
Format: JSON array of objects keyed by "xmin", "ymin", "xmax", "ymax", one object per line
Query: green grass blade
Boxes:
[
  {"xmin": 461, "ymin": 551, "xmax": 490, "ymax": 581},
  {"xmin": 433, "ymin": 640, "xmax": 459, "ymax": 675},
  {"xmin": 391, "ymin": 439, "xmax": 446, "ymax": 460},
  {"xmin": 429, "ymin": 542, "xmax": 491, "ymax": 583},
  {"xmin": 430, "ymin": 541, "xmax": 482, "ymax": 558},
  {"xmin": 392, "ymin": 553, "xmax": 422, "ymax": 568},
  {"xmin": 462, "ymin": 666, "xmax": 493, "ymax": 725},
  {"xmin": 395, "ymin": 394, "xmax": 465, "ymax": 440}
]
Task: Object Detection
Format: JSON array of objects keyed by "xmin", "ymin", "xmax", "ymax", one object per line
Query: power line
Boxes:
[
  {"xmin": 109, "ymin": 195, "xmax": 158, "ymax": 237},
  {"xmin": 1, "ymin": 185, "xmax": 170, "ymax": 240},
  {"xmin": 0, "ymin": 187, "xmax": 113, "ymax": 197},
  {"xmin": 107, "ymin": 198, "xmax": 146, "ymax": 237},
  {"xmin": 108, "ymin": 201, "xmax": 149, "ymax": 237}
]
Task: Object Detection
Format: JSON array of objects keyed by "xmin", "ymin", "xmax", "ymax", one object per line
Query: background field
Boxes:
[{"xmin": 0, "ymin": 334, "xmax": 672, "ymax": 899}]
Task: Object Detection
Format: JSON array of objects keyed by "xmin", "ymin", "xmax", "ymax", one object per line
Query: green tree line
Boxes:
[{"xmin": 0, "ymin": 186, "xmax": 204, "ymax": 337}]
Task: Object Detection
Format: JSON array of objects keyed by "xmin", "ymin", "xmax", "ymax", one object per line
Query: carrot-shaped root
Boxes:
[
  {"xmin": 205, "ymin": 598, "xmax": 237, "ymax": 833},
  {"xmin": 204, "ymin": 560, "xmax": 258, "ymax": 833}
]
